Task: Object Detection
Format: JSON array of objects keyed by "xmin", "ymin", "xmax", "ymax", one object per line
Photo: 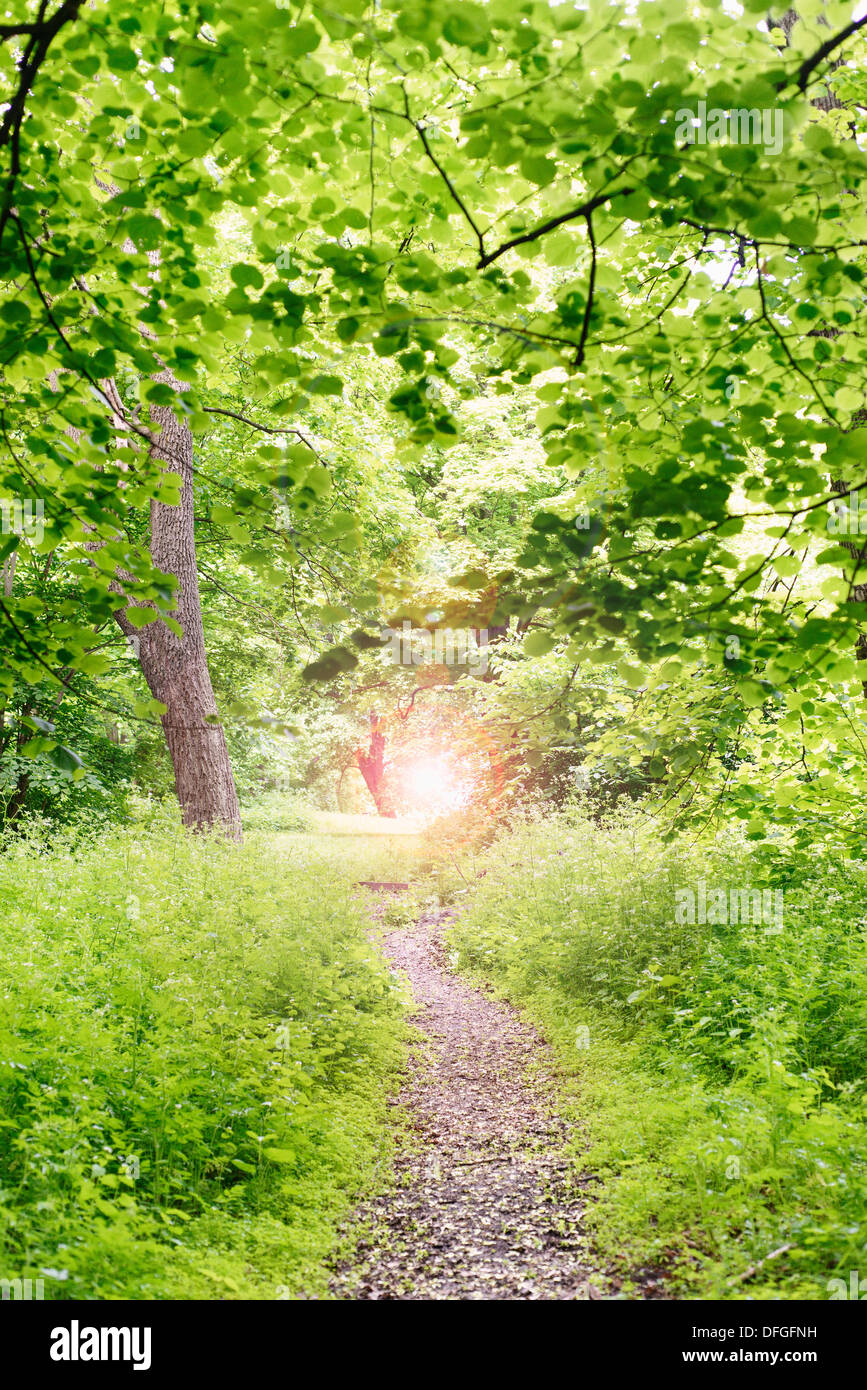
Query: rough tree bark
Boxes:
[
  {"xmin": 113, "ymin": 370, "xmax": 242, "ymax": 839},
  {"xmin": 77, "ymin": 175, "xmax": 244, "ymax": 838}
]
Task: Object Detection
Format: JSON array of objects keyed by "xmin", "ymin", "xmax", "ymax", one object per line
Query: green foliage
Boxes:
[
  {"xmin": 0, "ymin": 682, "xmax": 139, "ymax": 828},
  {"xmin": 449, "ymin": 807, "xmax": 867, "ymax": 1298},
  {"xmin": 240, "ymin": 791, "xmax": 312, "ymax": 834},
  {"xmin": 4, "ymin": 1, "xmax": 867, "ymax": 734},
  {"xmin": 0, "ymin": 816, "xmax": 405, "ymax": 1298}
]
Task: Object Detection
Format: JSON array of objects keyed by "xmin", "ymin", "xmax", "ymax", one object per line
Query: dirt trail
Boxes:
[{"xmin": 331, "ymin": 903, "xmax": 606, "ymax": 1301}]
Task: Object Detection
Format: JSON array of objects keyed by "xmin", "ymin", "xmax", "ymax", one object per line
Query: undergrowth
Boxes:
[
  {"xmin": 448, "ymin": 806, "xmax": 867, "ymax": 1300},
  {"xmin": 0, "ymin": 810, "xmax": 407, "ymax": 1299}
]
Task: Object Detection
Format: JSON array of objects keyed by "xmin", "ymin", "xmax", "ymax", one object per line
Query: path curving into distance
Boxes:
[{"xmin": 331, "ymin": 899, "xmax": 615, "ymax": 1301}]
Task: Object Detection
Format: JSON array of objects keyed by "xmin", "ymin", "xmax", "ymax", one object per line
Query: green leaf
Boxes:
[
  {"xmin": 284, "ymin": 21, "xmax": 321, "ymax": 56},
  {"xmin": 524, "ymin": 630, "xmax": 556, "ymax": 657},
  {"xmin": 307, "ymin": 374, "xmax": 343, "ymax": 395}
]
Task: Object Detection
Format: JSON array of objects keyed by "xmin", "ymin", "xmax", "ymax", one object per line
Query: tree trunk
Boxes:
[
  {"xmin": 45, "ymin": 176, "xmax": 242, "ymax": 836},
  {"xmin": 115, "ymin": 373, "xmax": 242, "ymax": 839},
  {"xmin": 4, "ymin": 770, "xmax": 30, "ymax": 822},
  {"xmin": 356, "ymin": 714, "xmax": 397, "ymax": 816}
]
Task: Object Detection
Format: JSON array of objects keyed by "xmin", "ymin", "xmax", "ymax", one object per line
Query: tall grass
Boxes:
[
  {"xmin": 0, "ymin": 810, "xmax": 406, "ymax": 1299},
  {"xmin": 449, "ymin": 807, "xmax": 867, "ymax": 1298}
]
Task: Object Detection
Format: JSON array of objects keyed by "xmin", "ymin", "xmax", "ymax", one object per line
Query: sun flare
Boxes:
[{"xmin": 404, "ymin": 755, "xmax": 471, "ymax": 815}]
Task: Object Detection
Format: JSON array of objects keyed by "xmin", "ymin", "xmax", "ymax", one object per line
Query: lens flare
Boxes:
[{"xmin": 404, "ymin": 755, "xmax": 470, "ymax": 814}]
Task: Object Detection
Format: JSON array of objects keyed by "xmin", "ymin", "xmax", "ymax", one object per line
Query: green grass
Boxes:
[
  {"xmin": 0, "ymin": 806, "xmax": 413, "ymax": 1300},
  {"xmin": 447, "ymin": 806, "xmax": 867, "ymax": 1299}
]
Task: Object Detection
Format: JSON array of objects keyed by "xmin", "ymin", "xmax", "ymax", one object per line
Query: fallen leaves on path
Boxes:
[{"xmin": 331, "ymin": 905, "xmax": 607, "ymax": 1301}]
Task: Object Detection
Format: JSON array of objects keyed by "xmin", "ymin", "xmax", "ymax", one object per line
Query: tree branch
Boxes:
[
  {"xmin": 403, "ymin": 89, "xmax": 486, "ymax": 260},
  {"xmin": 573, "ymin": 212, "xmax": 597, "ymax": 369},
  {"xmin": 784, "ymin": 15, "xmax": 867, "ymax": 94},
  {"xmin": 478, "ymin": 186, "xmax": 635, "ymax": 270}
]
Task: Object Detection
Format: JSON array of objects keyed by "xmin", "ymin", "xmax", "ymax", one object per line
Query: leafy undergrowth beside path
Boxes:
[
  {"xmin": 6, "ymin": 797, "xmax": 862, "ymax": 1302},
  {"xmin": 448, "ymin": 808, "xmax": 867, "ymax": 1300},
  {"xmin": 0, "ymin": 809, "xmax": 416, "ymax": 1300}
]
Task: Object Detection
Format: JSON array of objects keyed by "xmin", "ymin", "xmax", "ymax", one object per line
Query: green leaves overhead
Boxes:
[{"xmin": 1, "ymin": 0, "xmax": 866, "ymax": 824}]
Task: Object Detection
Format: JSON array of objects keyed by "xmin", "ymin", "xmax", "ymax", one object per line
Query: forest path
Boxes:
[{"xmin": 330, "ymin": 896, "xmax": 605, "ymax": 1301}]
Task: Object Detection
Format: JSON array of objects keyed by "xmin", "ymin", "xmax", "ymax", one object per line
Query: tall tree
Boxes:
[{"xmin": 112, "ymin": 370, "xmax": 242, "ymax": 838}]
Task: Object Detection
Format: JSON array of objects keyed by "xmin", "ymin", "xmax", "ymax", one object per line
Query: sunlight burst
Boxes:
[{"xmin": 404, "ymin": 755, "xmax": 471, "ymax": 814}]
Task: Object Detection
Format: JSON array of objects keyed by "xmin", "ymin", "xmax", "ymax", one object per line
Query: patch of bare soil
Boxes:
[{"xmin": 331, "ymin": 904, "xmax": 620, "ymax": 1301}]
